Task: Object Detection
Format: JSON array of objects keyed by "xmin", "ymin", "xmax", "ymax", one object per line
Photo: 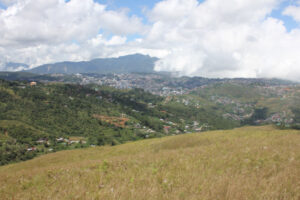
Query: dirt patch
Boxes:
[{"xmin": 93, "ymin": 115, "xmax": 129, "ymax": 128}]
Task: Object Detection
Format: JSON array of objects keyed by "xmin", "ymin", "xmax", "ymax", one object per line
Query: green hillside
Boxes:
[
  {"xmin": 1, "ymin": 78, "xmax": 300, "ymax": 166},
  {"xmin": 0, "ymin": 126, "xmax": 299, "ymax": 200},
  {"xmin": 191, "ymin": 82, "xmax": 262, "ymax": 102},
  {"xmin": 185, "ymin": 82, "xmax": 300, "ymax": 124},
  {"xmin": 0, "ymin": 79, "xmax": 238, "ymax": 165}
]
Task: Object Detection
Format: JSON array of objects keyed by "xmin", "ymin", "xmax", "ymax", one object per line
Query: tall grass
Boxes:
[{"xmin": 0, "ymin": 126, "xmax": 299, "ymax": 199}]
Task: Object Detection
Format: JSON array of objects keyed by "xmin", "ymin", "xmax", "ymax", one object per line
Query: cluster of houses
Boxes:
[
  {"xmin": 76, "ymin": 73, "xmax": 190, "ymax": 96},
  {"xmin": 26, "ymin": 137, "xmax": 86, "ymax": 152},
  {"xmin": 56, "ymin": 137, "xmax": 86, "ymax": 145},
  {"xmin": 265, "ymin": 112, "xmax": 294, "ymax": 125}
]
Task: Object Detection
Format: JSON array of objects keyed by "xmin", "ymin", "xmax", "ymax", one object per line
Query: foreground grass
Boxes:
[{"xmin": 0, "ymin": 126, "xmax": 299, "ymax": 200}]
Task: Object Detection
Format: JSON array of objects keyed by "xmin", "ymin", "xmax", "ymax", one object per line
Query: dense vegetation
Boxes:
[
  {"xmin": 242, "ymin": 107, "xmax": 268, "ymax": 125},
  {"xmin": 291, "ymin": 107, "xmax": 300, "ymax": 129},
  {"xmin": 1, "ymin": 75, "xmax": 299, "ymax": 165},
  {"xmin": 0, "ymin": 79, "xmax": 238, "ymax": 165}
]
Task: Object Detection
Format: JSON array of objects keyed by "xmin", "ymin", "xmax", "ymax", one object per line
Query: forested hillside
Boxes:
[
  {"xmin": 0, "ymin": 79, "xmax": 238, "ymax": 165},
  {"xmin": 1, "ymin": 76, "xmax": 300, "ymax": 165}
]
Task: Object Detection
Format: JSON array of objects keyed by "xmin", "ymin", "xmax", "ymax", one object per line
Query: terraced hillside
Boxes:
[{"xmin": 0, "ymin": 126, "xmax": 299, "ymax": 200}]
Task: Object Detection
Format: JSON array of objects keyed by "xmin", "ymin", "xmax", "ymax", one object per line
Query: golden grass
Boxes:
[
  {"xmin": 0, "ymin": 126, "xmax": 299, "ymax": 200},
  {"xmin": 68, "ymin": 136, "xmax": 86, "ymax": 141}
]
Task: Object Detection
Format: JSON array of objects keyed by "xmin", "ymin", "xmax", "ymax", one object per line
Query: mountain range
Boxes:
[{"xmin": 28, "ymin": 54, "xmax": 158, "ymax": 74}]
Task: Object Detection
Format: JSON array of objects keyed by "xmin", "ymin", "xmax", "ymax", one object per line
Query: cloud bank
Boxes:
[
  {"xmin": 150, "ymin": 0, "xmax": 300, "ymax": 80},
  {"xmin": 0, "ymin": 0, "xmax": 145, "ymax": 65},
  {"xmin": 1, "ymin": 0, "xmax": 300, "ymax": 81}
]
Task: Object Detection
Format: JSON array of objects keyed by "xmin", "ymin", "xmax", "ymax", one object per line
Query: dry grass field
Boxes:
[{"xmin": 0, "ymin": 126, "xmax": 299, "ymax": 200}]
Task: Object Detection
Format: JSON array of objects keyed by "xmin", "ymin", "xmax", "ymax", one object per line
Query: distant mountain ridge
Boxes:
[
  {"xmin": 1, "ymin": 62, "xmax": 29, "ymax": 72},
  {"xmin": 28, "ymin": 54, "xmax": 158, "ymax": 74}
]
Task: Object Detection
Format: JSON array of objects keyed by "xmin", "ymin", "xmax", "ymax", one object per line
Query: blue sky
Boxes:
[
  {"xmin": 270, "ymin": 0, "xmax": 299, "ymax": 31},
  {"xmin": 96, "ymin": 0, "xmax": 162, "ymax": 28},
  {"xmin": 97, "ymin": 0, "xmax": 162, "ymax": 17},
  {"xmin": 0, "ymin": 2, "xmax": 6, "ymax": 9}
]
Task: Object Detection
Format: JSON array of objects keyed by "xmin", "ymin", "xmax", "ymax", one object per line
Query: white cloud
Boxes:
[
  {"xmin": 283, "ymin": 1, "xmax": 300, "ymax": 22},
  {"xmin": 88, "ymin": 34, "xmax": 127, "ymax": 47},
  {"xmin": 0, "ymin": 0, "xmax": 146, "ymax": 68},
  {"xmin": 1, "ymin": 0, "xmax": 300, "ymax": 81},
  {"xmin": 0, "ymin": 0, "xmax": 18, "ymax": 6},
  {"xmin": 0, "ymin": 0, "xmax": 145, "ymax": 46},
  {"xmin": 144, "ymin": 0, "xmax": 300, "ymax": 81}
]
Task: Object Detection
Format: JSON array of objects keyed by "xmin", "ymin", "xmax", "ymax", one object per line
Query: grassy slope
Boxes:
[
  {"xmin": 0, "ymin": 126, "xmax": 299, "ymax": 200},
  {"xmin": 193, "ymin": 83, "xmax": 262, "ymax": 103},
  {"xmin": 189, "ymin": 83, "xmax": 300, "ymax": 121}
]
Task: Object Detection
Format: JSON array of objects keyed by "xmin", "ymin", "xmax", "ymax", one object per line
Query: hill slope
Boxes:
[
  {"xmin": 28, "ymin": 54, "xmax": 158, "ymax": 74},
  {"xmin": 0, "ymin": 79, "xmax": 239, "ymax": 165},
  {"xmin": 0, "ymin": 126, "xmax": 299, "ymax": 200}
]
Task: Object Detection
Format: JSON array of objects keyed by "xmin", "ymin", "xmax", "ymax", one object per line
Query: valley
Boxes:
[{"xmin": 1, "ymin": 73, "xmax": 300, "ymax": 165}]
